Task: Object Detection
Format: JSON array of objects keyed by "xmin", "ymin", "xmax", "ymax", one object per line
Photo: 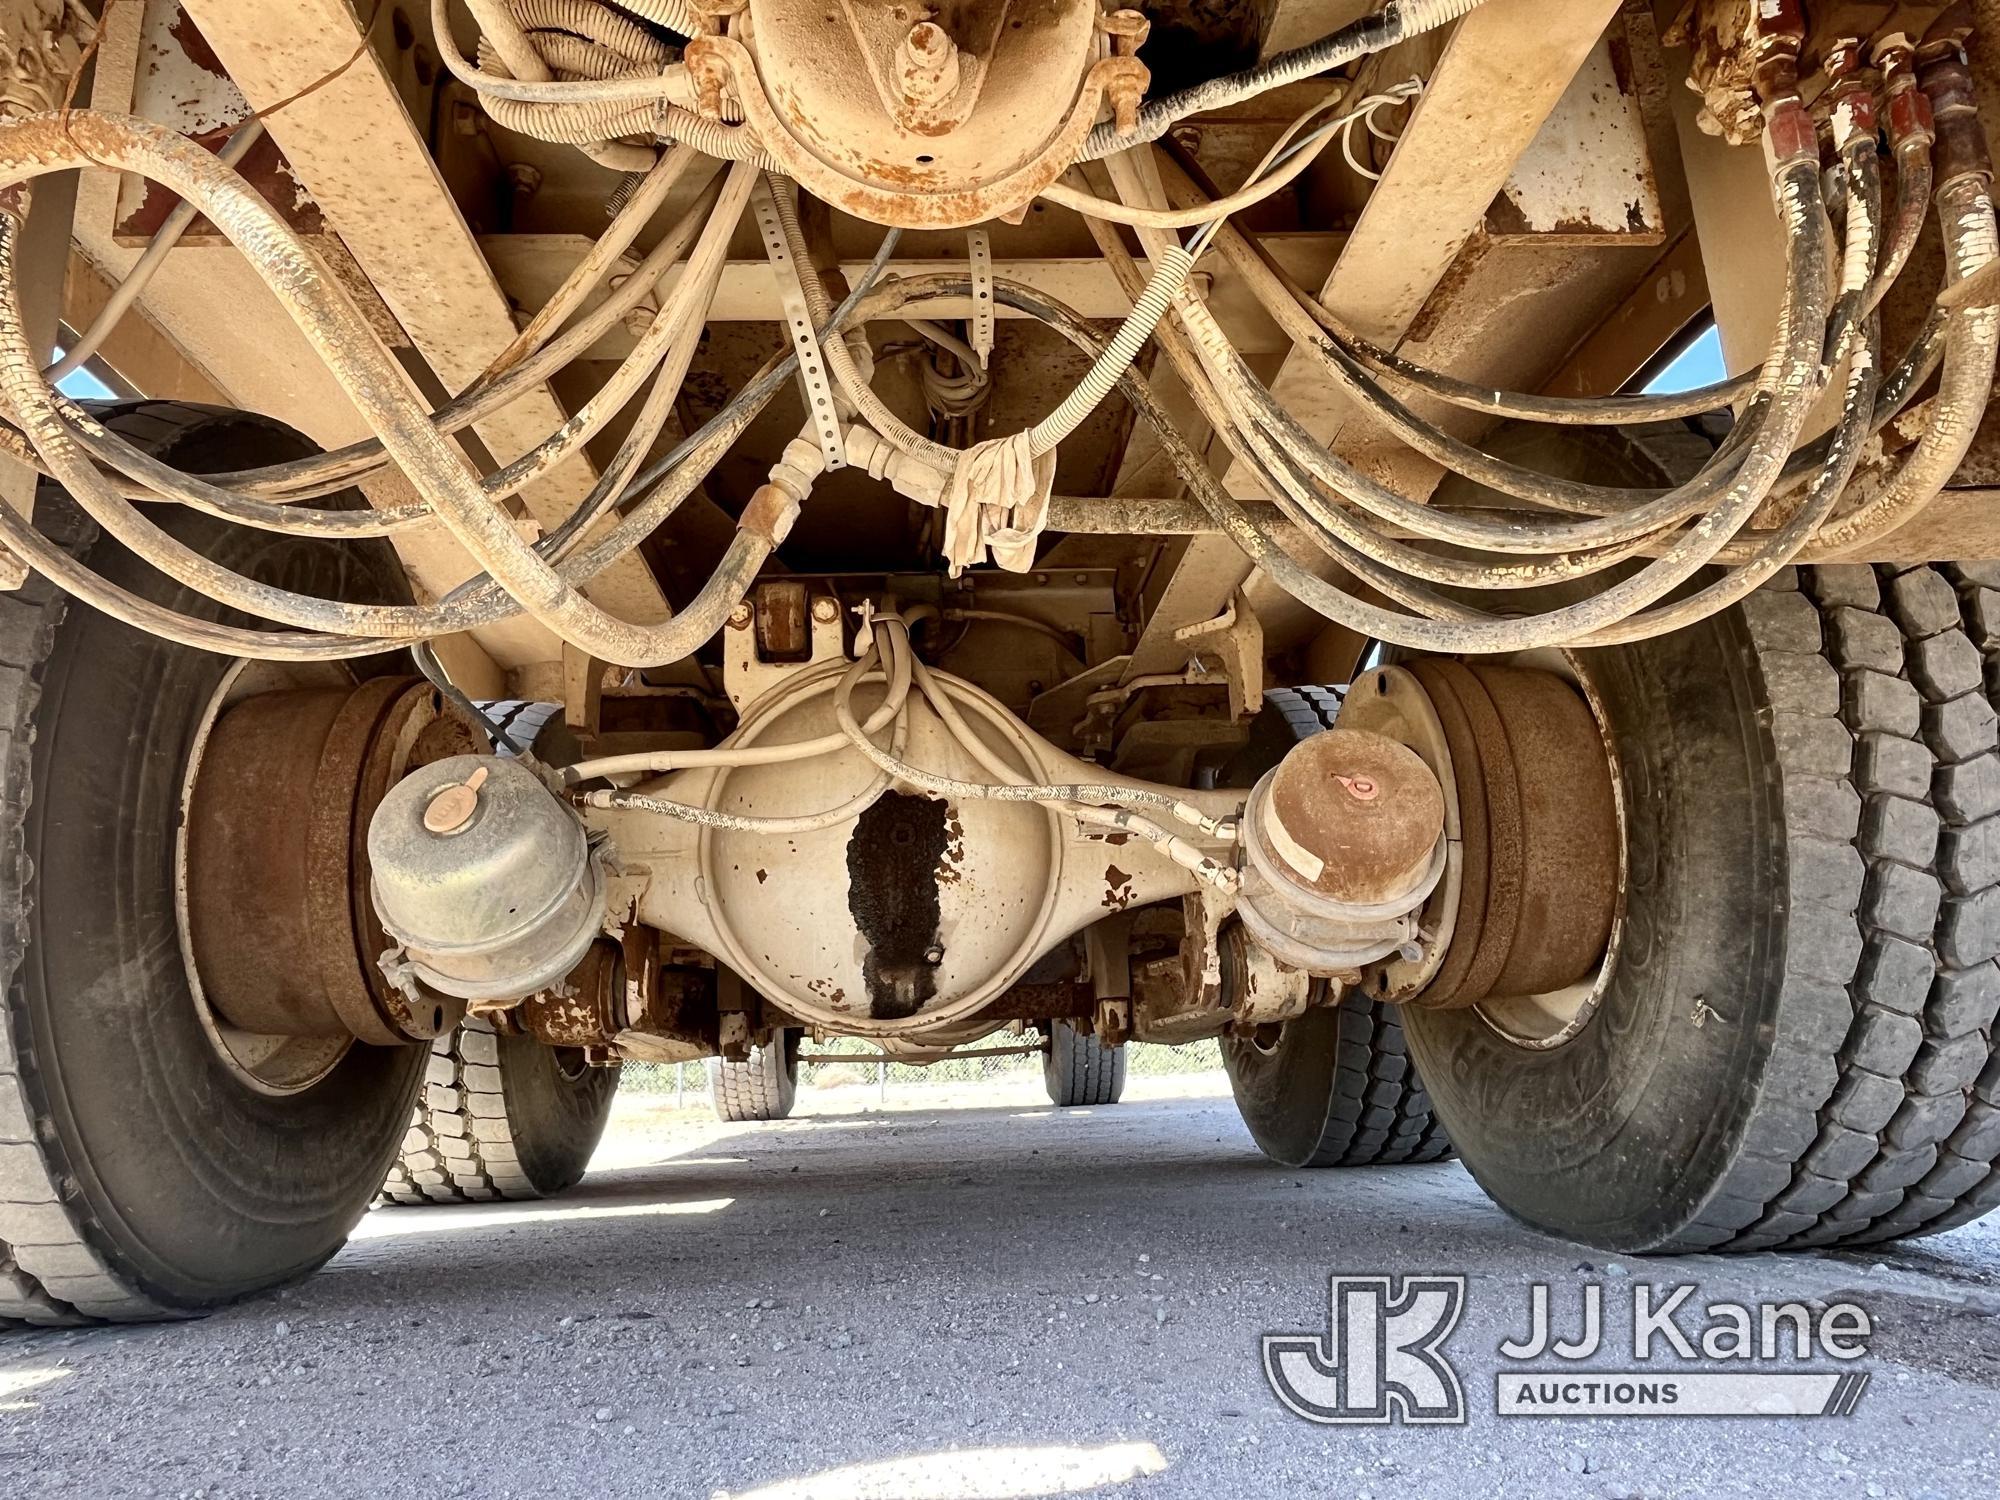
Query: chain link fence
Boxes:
[{"xmin": 621, "ymin": 1033, "xmax": 1225, "ymax": 1108}]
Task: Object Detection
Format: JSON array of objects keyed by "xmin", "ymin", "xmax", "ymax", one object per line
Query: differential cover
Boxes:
[{"xmin": 698, "ymin": 670, "xmax": 1063, "ymax": 1027}]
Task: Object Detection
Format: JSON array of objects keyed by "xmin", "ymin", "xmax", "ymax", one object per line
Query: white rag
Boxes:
[{"xmin": 939, "ymin": 431, "xmax": 1057, "ymax": 577}]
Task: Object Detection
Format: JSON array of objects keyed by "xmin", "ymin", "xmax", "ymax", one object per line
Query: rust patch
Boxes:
[
  {"xmin": 847, "ymin": 792, "xmax": 951, "ymax": 1018},
  {"xmin": 165, "ymin": 7, "xmax": 227, "ymax": 79},
  {"xmin": 937, "ymin": 812, "xmax": 967, "ymax": 885},
  {"xmin": 1102, "ymin": 863, "xmax": 1134, "ymax": 911}
]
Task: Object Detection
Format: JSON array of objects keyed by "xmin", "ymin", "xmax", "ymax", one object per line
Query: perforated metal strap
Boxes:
[
  {"xmin": 751, "ymin": 178, "xmax": 845, "ymax": 471},
  {"xmin": 967, "ymin": 228, "xmax": 994, "ymax": 369}
]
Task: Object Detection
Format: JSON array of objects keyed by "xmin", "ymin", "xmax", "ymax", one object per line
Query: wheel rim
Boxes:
[
  {"xmin": 176, "ymin": 666, "xmax": 476, "ymax": 1093},
  {"xmin": 1346, "ymin": 654, "xmax": 1623, "ymax": 1051},
  {"xmin": 176, "ymin": 661, "xmax": 353, "ymax": 1095},
  {"xmin": 1471, "ymin": 650, "xmax": 1627, "ymax": 1051}
]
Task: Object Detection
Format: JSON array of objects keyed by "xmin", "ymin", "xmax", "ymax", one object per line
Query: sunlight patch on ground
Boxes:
[
  {"xmin": 355, "ymin": 1196, "xmax": 733, "ymax": 1239},
  {"xmin": 0, "ymin": 1364, "xmax": 72, "ymax": 1411},
  {"xmin": 715, "ymin": 1441, "xmax": 1170, "ymax": 1500}
]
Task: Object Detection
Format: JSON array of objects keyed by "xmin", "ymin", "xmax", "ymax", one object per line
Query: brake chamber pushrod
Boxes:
[{"xmin": 0, "ymin": 0, "xmax": 1988, "ymax": 666}]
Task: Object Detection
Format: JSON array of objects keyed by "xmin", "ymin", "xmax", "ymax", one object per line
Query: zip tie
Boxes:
[
  {"xmin": 967, "ymin": 228, "xmax": 994, "ymax": 369},
  {"xmin": 751, "ymin": 177, "xmax": 845, "ymax": 471}
]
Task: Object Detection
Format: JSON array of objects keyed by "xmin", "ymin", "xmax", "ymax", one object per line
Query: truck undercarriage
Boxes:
[{"xmin": 3, "ymin": 0, "xmax": 2000, "ymax": 1322}]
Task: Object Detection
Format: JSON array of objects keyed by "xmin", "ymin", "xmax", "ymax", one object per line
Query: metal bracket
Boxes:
[
  {"xmin": 723, "ymin": 583, "xmax": 847, "ymax": 711},
  {"xmin": 1173, "ymin": 589, "xmax": 1264, "ymax": 719},
  {"xmin": 751, "ymin": 177, "xmax": 846, "ymax": 472},
  {"xmin": 967, "ymin": 227, "xmax": 994, "ymax": 369}
]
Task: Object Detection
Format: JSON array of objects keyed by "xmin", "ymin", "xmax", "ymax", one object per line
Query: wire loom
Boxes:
[{"xmin": 0, "ymin": 0, "xmax": 1991, "ymax": 667}]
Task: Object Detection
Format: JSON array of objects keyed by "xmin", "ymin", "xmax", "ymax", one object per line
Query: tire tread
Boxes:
[
  {"xmin": 1699, "ymin": 566, "xmax": 2000, "ymax": 1250},
  {"xmin": 380, "ymin": 1017, "xmax": 541, "ymax": 1204},
  {"xmin": 0, "ymin": 469, "xmax": 164, "ymax": 1324},
  {"xmin": 1044, "ymin": 1020, "xmax": 1126, "ymax": 1107},
  {"xmin": 709, "ymin": 1035, "xmax": 797, "ymax": 1122}
]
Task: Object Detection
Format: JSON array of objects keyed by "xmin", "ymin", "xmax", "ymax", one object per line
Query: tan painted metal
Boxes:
[
  {"xmin": 1488, "ymin": 36, "xmax": 1664, "ymax": 244},
  {"xmin": 1222, "ymin": 0, "xmax": 1626, "ymax": 498},
  {"xmin": 480, "ymin": 237, "xmax": 1343, "ymax": 351},
  {"xmin": 60, "ymin": 251, "xmax": 228, "ymax": 404},
  {"xmin": 696, "ymin": 0, "xmax": 1133, "ymax": 228},
  {"xmin": 177, "ymin": 0, "xmax": 671, "ymax": 646},
  {"xmin": 594, "ymin": 653, "xmax": 1245, "ymax": 1040}
]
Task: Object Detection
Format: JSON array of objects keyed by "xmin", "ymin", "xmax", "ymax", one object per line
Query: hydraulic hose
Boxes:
[
  {"xmin": 0, "ymin": 165, "xmax": 730, "ymax": 544},
  {"xmin": 604, "ymin": 0, "xmax": 701, "ymax": 36},
  {"xmin": 46, "ymin": 117, "xmax": 267, "ymax": 385},
  {"xmin": 0, "ymin": 130, "xmax": 766, "ymax": 662},
  {"xmin": 1147, "ymin": 145, "xmax": 1762, "ymax": 425},
  {"xmin": 490, "ymin": 146, "xmax": 718, "ymax": 378},
  {"xmin": 1076, "ymin": 0, "xmax": 1485, "ymax": 160},
  {"xmin": 763, "ymin": 172, "xmax": 1192, "ymax": 472},
  {"xmin": 585, "ymin": 637, "xmax": 918, "ymax": 836},
  {"xmin": 1089, "ymin": 130, "xmax": 1834, "ymax": 649},
  {"xmin": 1803, "ymin": 174, "xmax": 1999, "ymax": 557}
]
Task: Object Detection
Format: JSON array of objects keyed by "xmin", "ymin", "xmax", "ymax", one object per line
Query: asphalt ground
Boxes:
[{"xmin": 3, "ymin": 1076, "xmax": 1997, "ymax": 1499}]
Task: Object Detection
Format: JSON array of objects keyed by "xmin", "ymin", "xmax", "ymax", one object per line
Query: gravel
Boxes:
[{"xmin": 1, "ymin": 1085, "xmax": 1996, "ymax": 1498}]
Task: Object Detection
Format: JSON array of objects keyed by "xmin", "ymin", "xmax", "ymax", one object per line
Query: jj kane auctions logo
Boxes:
[{"xmin": 1264, "ymin": 1275, "xmax": 1873, "ymax": 1423}]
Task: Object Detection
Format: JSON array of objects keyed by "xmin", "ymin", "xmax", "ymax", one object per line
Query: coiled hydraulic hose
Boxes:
[
  {"xmin": 0, "ymin": 126, "xmax": 771, "ymax": 663},
  {"xmin": 439, "ymin": 0, "xmax": 779, "ymax": 167},
  {"xmin": 0, "ymin": 115, "xmax": 815, "ymax": 663},
  {"xmin": 0, "ymin": 163, "xmax": 731, "ymax": 547},
  {"xmin": 1081, "ymin": 115, "xmax": 1835, "ymax": 652},
  {"xmin": 464, "ymin": 0, "xmax": 663, "ymax": 169},
  {"xmin": 601, "ymin": 0, "xmax": 701, "ymax": 39}
]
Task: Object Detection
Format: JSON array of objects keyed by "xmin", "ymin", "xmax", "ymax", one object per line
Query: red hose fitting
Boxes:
[
  {"xmin": 1917, "ymin": 1, "xmax": 1993, "ymax": 188},
  {"xmin": 1764, "ymin": 98, "xmax": 1819, "ymax": 170},
  {"xmin": 1751, "ymin": 0, "xmax": 1808, "ymax": 106},
  {"xmin": 1876, "ymin": 32, "xmax": 1937, "ymax": 150},
  {"xmin": 1822, "ymin": 38, "xmax": 1880, "ymax": 152}
]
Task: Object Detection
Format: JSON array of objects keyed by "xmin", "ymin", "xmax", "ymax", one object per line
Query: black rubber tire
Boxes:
[
  {"xmin": 709, "ymin": 1030, "xmax": 799, "ymax": 1121},
  {"xmin": 381, "ymin": 1016, "xmax": 619, "ymax": 1204},
  {"xmin": 478, "ymin": 698, "xmax": 571, "ymax": 759},
  {"xmin": 0, "ymin": 403, "xmax": 426, "ymax": 1323},
  {"xmin": 1044, "ymin": 1020, "xmax": 1127, "ymax": 1106},
  {"xmin": 1403, "ymin": 566, "xmax": 2000, "ymax": 1253},
  {"xmin": 1225, "ymin": 992, "xmax": 1454, "ymax": 1167},
  {"xmin": 1219, "ymin": 687, "xmax": 1454, "ymax": 1167}
]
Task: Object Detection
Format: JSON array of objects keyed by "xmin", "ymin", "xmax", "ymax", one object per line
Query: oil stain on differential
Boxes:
[{"xmin": 846, "ymin": 791, "xmax": 950, "ymax": 1019}]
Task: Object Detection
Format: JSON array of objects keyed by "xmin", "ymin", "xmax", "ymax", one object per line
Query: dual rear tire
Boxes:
[
  {"xmin": 1402, "ymin": 566, "xmax": 2000, "ymax": 1251},
  {"xmin": 0, "ymin": 408, "xmax": 614, "ymax": 1324},
  {"xmin": 381, "ymin": 1017, "xmax": 618, "ymax": 1204},
  {"xmin": 0, "ymin": 407, "xmax": 427, "ymax": 1322},
  {"xmin": 1230, "ymin": 566, "xmax": 2000, "ymax": 1253},
  {"xmin": 1045, "ymin": 1020, "xmax": 1127, "ymax": 1106},
  {"xmin": 709, "ymin": 1030, "xmax": 800, "ymax": 1121}
]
